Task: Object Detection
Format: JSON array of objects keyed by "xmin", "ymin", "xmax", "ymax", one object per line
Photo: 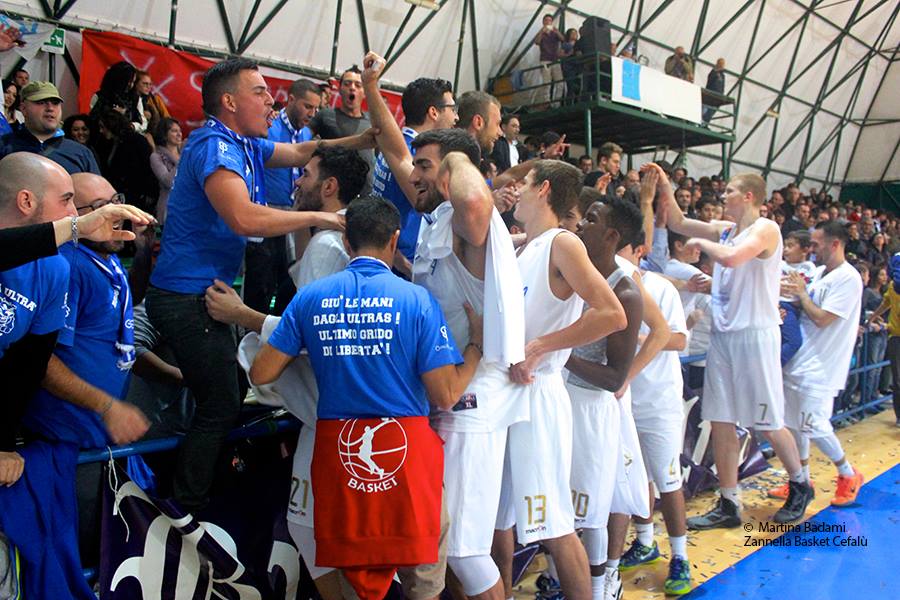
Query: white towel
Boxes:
[
  {"xmin": 417, "ymin": 202, "xmax": 525, "ymax": 366},
  {"xmin": 237, "ymin": 316, "xmax": 319, "ymax": 427}
]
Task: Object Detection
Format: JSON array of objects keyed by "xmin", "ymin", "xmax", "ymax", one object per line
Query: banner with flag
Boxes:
[
  {"xmin": 79, "ymin": 30, "xmax": 405, "ymax": 132},
  {"xmin": 610, "ymin": 56, "xmax": 703, "ymax": 124}
]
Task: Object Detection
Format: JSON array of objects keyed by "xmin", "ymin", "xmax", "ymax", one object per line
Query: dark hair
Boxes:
[
  {"xmin": 2, "ymin": 79, "xmax": 19, "ymax": 114},
  {"xmin": 402, "ymin": 78, "xmax": 453, "ymax": 127},
  {"xmin": 340, "ymin": 65, "xmax": 362, "ymax": 84},
  {"xmin": 312, "ymin": 146, "xmax": 370, "ymax": 204},
  {"xmin": 96, "ymin": 108, "xmax": 133, "ymax": 140},
  {"xmin": 530, "ymin": 159, "xmax": 584, "ymax": 219},
  {"xmin": 99, "ymin": 61, "xmax": 137, "ymax": 101},
  {"xmin": 578, "ymin": 154, "xmax": 592, "ymax": 163},
  {"xmin": 817, "ymin": 220, "xmax": 849, "ymax": 246},
  {"xmin": 606, "ymin": 195, "xmax": 645, "ymax": 251},
  {"xmin": 289, "ymin": 79, "xmax": 321, "ymax": 100},
  {"xmin": 456, "ymin": 90, "xmax": 500, "ymax": 129},
  {"xmin": 13, "ymin": 68, "xmax": 27, "ymax": 77},
  {"xmin": 539, "ymin": 131, "xmax": 562, "ymax": 148},
  {"xmin": 577, "ymin": 186, "xmax": 603, "ymax": 218},
  {"xmin": 345, "ymin": 195, "xmax": 400, "ymax": 251},
  {"xmin": 62, "ymin": 114, "xmax": 91, "ymax": 140},
  {"xmin": 696, "ymin": 196, "xmax": 719, "ymax": 213},
  {"xmin": 667, "ymin": 230, "xmax": 689, "ymax": 256},
  {"xmin": 480, "ymin": 158, "xmax": 498, "ymax": 178},
  {"xmin": 153, "ymin": 117, "xmax": 180, "ymax": 147},
  {"xmin": 501, "ymin": 112, "xmax": 520, "ymax": 126},
  {"xmin": 411, "ymin": 128, "xmax": 481, "ymax": 166},
  {"xmin": 597, "ymin": 141, "xmax": 622, "ymax": 163},
  {"xmin": 785, "ymin": 229, "xmax": 811, "ymax": 249},
  {"xmin": 202, "ymin": 57, "xmax": 259, "ymax": 117}
]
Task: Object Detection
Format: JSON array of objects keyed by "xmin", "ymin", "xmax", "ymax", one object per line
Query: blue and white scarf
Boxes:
[
  {"xmin": 77, "ymin": 245, "xmax": 135, "ymax": 371},
  {"xmin": 205, "ymin": 116, "xmax": 267, "ymax": 206},
  {"xmin": 278, "ymin": 108, "xmax": 306, "ymax": 183}
]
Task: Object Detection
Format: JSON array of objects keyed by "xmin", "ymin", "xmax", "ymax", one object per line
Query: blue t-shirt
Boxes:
[
  {"xmin": 151, "ymin": 124, "xmax": 276, "ymax": 294},
  {"xmin": 0, "ymin": 112, "xmax": 12, "ymax": 137},
  {"xmin": 264, "ymin": 114, "xmax": 313, "ymax": 207},
  {"xmin": 25, "ymin": 245, "xmax": 133, "ymax": 448},
  {"xmin": 0, "ymin": 255, "xmax": 70, "ymax": 358},
  {"xmin": 372, "ymin": 127, "xmax": 421, "ymax": 261},
  {"xmin": 269, "ymin": 257, "xmax": 462, "ymax": 419}
]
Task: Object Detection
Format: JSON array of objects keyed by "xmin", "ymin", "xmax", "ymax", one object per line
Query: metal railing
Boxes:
[
  {"xmin": 490, "ymin": 49, "xmax": 736, "ymax": 135},
  {"xmin": 678, "ymin": 329, "xmax": 892, "ymax": 424}
]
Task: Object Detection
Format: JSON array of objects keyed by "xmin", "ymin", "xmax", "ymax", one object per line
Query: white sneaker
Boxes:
[{"xmin": 603, "ymin": 568, "xmax": 623, "ymax": 600}]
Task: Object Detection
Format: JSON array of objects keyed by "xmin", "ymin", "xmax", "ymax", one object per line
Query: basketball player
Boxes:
[
  {"xmin": 659, "ymin": 163, "xmax": 813, "ymax": 527},
  {"xmin": 362, "ymin": 53, "xmax": 527, "ymax": 600},
  {"xmin": 565, "ymin": 197, "xmax": 644, "ymax": 600},
  {"xmin": 495, "ymin": 160, "xmax": 627, "ymax": 600},
  {"xmin": 250, "ymin": 196, "xmax": 484, "ymax": 600},
  {"xmin": 615, "ymin": 237, "xmax": 692, "ymax": 596},
  {"xmin": 773, "ymin": 222, "xmax": 864, "ymax": 506}
]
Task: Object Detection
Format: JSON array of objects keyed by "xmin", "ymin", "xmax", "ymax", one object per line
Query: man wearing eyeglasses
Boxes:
[
  {"xmin": 25, "ymin": 173, "xmax": 149, "ymax": 454},
  {"xmin": 0, "ymin": 82, "xmax": 100, "ymax": 175},
  {"xmin": 369, "ymin": 75, "xmax": 459, "ymax": 271}
]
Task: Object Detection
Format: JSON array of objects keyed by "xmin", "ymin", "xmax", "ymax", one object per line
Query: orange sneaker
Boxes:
[
  {"xmin": 768, "ymin": 480, "xmax": 815, "ymax": 500},
  {"xmin": 831, "ymin": 468, "xmax": 864, "ymax": 507}
]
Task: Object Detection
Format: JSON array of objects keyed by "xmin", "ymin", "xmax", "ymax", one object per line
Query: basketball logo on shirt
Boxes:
[
  {"xmin": 338, "ymin": 418, "xmax": 407, "ymax": 493},
  {"xmin": 0, "ymin": 296, "xmax": 15, "ymax": 335}
]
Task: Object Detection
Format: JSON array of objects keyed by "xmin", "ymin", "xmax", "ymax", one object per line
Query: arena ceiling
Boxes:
[{"xmin": 1, "ymin": 0, "xmax": 898, "ymax": 192}]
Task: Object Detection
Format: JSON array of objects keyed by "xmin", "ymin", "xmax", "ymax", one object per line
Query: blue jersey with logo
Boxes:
[
  {"xmin": 269, "ymin": 257, "xmax": 462, "ymax": 419},
  {"xmin": 372, "ymin": 128, "xmax": 421, "ymax": 261},
  {"xmin": 264, "ymin": 115, "xmax": 313, "ymax": 207},
  {"xmin": 0, "ymin": 255, "xmax": 69, "ymax": 358},
  {"xmin": 25, "ymin": 245, "xmax": 133, "ymax": 448},
  {"xmin": 151, "ymin": 124, "xmax": 276, "ymax": 294}
]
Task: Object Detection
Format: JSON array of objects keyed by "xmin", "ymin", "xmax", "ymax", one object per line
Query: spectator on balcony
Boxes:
[
  {"xmin": 664, "ymin": 46, "xmax": 694, "ymax": 82},
  {"xmin": 534, "ymin": 14, "xmax": 565, "ymax": 107}
]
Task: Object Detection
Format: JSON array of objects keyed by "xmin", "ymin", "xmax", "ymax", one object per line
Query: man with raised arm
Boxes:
[
  {"xmin": 495, "ymin": 160, "xmax": 627, "ymax": 600},
  {"xmin": 363, "ymin": 51, "xmax": 527, "ymax": 600},
  {"xmin": 658, "ymin": 163, "xmax": 813, "ymax": 527},
  {"xmin": 145, "ymin": 57, "xmax": 376, "ymax": 513}
]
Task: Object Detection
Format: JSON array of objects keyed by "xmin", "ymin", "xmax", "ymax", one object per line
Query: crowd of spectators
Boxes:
[{"xmin": 0, "ymin": 19, "xmax": 895, "ymax": 599}]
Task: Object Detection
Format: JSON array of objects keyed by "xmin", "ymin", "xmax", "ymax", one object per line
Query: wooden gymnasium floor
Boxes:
[{"xmin": 513, "ymin": 408, "xmax": 900, "ymax": 599}]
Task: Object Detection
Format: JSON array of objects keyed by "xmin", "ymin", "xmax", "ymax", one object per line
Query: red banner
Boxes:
[{"xmin": 79, "ymin": 30, "xmax": 405, "ymax": 132}]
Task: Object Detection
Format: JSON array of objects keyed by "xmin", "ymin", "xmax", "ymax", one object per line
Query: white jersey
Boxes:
[
  {"xmin": 711, "ymin": 219, "xmax": 782, "ymax": 332},
  {"xmin": 784, "ymin": 261, "xmax": 862, "ymax": 394},
  {"xmin": 415, "ymin": 201, "xmax": 527, "ymax": 432},
  {"xmin": 780, "ymin": 259, "xmax": 817, "ymax": 302},
  {"xmin": 664, "ymin": 258, "xmax": 708, "ymax": 314},
  {"xmin": 567, "ymin": 268, "xmax": 628, "ymax": 391},
  {"xmin": 630, "ymin": 272, "xmax": 686, "ymax": 411},
  {"xmin": 290, "ymin": 212, "xmax": 349, "ymax": 289},
  {"xmin": 519, "ymin": 229, "xmax": 585, "ymax": 373},
  {"xmin": 237, "ymin": 223, "xmax": 349, "ymax": 427}
]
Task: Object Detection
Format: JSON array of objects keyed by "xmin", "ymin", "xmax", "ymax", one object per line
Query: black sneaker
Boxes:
[
  {"xmin": 686, "ymin": 496, "xmax": 741, "ymax": 530},
  {"xmin": 773, "ymin": 480, "xmax": 815, "ymax": 523}
]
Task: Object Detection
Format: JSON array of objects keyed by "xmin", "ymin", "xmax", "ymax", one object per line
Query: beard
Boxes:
[
  {"xmin": 293, "ymin": 182, "xmax": 324, "ymax": 212},
  {"xmin": 414, "ymin": 186, "xmax": 444, "ymax": 214},
  {"xmin": 83, "ymin": 238, "xmax": 124, "ymax": 255}
]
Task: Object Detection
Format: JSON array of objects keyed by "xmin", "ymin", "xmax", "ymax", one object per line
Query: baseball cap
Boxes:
[{"xmin": 20, "ymin": 81, "xmax": 63, "ymax": 103}]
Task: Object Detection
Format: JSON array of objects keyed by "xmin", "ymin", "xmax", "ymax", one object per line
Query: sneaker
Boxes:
[
  {"xmin": 686, "ymin": 496, "xmax": 741, "ymax": 530},
  {"xmin": 603, "ymin": 568, "xmax": 623, "ymax": 600},
  {"xmin": 767, "ymin": 479, "xmax": 815, "ymax": 500},
  {"xmin": 619, "ymin": 539, "xmax": 662, "ymax": 571},
  {"xmin": 773, "ymin": 480, "xmax": 815, "ymax": 523},
  {"xmin": 831, "ymin": 468, "xmax": 864, "ymax": 507},
  {"xmin": 534, "ymin": 572, "xmax": 562, "ymax": 599},
  {"xmin": 663, "ymin": 556, "xmax": 692, "ymax": 596}
]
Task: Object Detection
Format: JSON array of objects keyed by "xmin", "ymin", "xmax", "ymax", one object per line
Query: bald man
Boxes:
[
  {"xmin": 24, "ymin": 172, "xmax": 148, "ymax": 451},
  {"xmin": 1, "ymin": 155, "xmax": 152, "ymax": 468},
  {"xmin": 0, "ymin": 161, "xmax": 150, "ymax": 600}
]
